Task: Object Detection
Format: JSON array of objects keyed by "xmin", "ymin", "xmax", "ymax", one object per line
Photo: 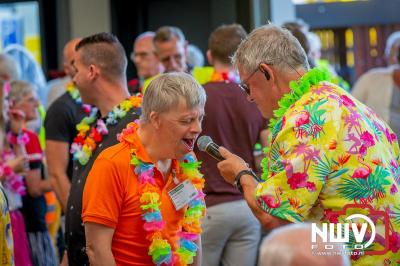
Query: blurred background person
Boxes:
[
  {"xmin": 352, "ymin": 37, "xmax": 400, "ymax": 136},
  {"xmin": 1, "ymin": 78, "xmax": 31, "ymax": 266},
  {"xmin": 258, "ymin": 224, "xmax": 351, "ymax": 266},
  {"xmin": 195, "ymin": 23, "xmax": 267, "ymax": 266},
  {"xmin": 128, "ymin": 31, "xmax": 164, "ymax": 94},
  {"xmin": 46, "ymin": 38, "xmax": 82, "ymax": 108},
  {"xmin": 385, "ymin": 31, "xmax": 400, "ymax": 66},
  {"xmin": 187, "ymin": 43, "xmax": 205, "ymax": 69},
  {"xmin": 154, "ymin": 26, "xmax": 188, "ymax": 73},
  {"xmin": 8, "ymin": 80, "xmax": 57, "ymax": 266},
  {"xmin": 45, "ymin": 37, "xmax": 88, "ymax": 262}
]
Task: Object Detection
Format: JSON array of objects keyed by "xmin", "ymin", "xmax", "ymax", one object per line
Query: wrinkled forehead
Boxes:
[
  {"xmin": 134, "ymin": 36, "xmax": 155, "ymax": 51},
  {"xmin": 156, "ymin": 38, "xmax": 185, "ymax": 54}
]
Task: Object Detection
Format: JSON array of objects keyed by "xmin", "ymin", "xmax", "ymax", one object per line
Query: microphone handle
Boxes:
[{"xmin": 206, "ymin": 142, "xmax": 225, "ymax": 161}]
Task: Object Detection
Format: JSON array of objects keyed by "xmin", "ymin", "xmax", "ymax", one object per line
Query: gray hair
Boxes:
[
  {"xmin": 154, "ymin": 26, "xmax": 186, "ymax": 45},
  {"xmin": 258, "ymin": 223, "xmax": 351, "ymax": 266},
  {"xmin": 0, "ymin": 53, "xmax": 20, "ymax": 81},
  {"xmin": 8, "ymin": 80, "xmax": 36, "ymax": 104},
  {"xmin": 232, "ymin": 24, "xmax": 309, "ymax": 74},
  {"xmin": 135, "ymin": 31, "xmax": 155, "ymax": 43},
  {"xmin": 140, "ymin": 72, "xmax": 206, "ymax": 123},
  {"xmin": 385, "ymin": 31, "xmax": 400, "ymax": 58}
]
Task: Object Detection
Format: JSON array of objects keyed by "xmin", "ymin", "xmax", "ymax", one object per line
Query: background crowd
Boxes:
[{"xmin": 0, "ymin": 19, "xmax": 399, "ymax": 266}]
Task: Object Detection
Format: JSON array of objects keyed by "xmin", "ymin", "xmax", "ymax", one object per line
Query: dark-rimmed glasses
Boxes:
[
  {"xmin": 238, "ymin": 60, "xmax": 302, "ymax": 95},
  {"xmin": 238, "ymin": 67, "xmax": 259, "ymax": 95}
]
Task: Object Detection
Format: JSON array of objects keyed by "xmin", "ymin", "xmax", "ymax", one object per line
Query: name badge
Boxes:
[{"xmin": 168, "ymin": 179, "xmax": 197, "ymax": 210}]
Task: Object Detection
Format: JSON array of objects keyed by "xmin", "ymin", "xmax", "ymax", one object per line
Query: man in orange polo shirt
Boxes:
[{"xmin": 82, "ymin": 72, "xmax": 206, "ymax": 265}]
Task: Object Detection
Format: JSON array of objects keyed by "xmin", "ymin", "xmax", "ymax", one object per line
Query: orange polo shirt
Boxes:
[{"xmin": 82, "ymin": 141, "xmax": 187, "ymax": 265}]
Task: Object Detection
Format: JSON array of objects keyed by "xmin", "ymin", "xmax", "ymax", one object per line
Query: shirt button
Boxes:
[
  {"xmin": 69, "ymin": 232, "xmax": 73, "ymax": 236},
  {"xmin": 75, "ymin": 166, "xmax": 78, "ymax": 170},
  {"xmin": 99, "ymin": 143, "xmax": 103, "ymax": 148},
  {"xmin": 77, "ymin": 179, "xmax": 81, "ymax": 184},
  {"xmin": 70, "ymin": 205, "xmax": 74, "ymax": 210}
]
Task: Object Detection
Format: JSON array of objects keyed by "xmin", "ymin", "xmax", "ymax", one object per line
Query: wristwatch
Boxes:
[{"xmin": 234, "ymin": 169, "xmax": 260, "ymax": 193}]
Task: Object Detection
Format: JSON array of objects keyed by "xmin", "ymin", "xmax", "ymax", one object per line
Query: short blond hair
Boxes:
[{"xmin": 140, "ymin": 72, "xmax": 206, "ymax": 123}]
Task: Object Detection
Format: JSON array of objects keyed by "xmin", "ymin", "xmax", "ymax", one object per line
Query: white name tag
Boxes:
[{"xmin": 168, "ymin": 179, "xmax": 197, "ymax": 210}]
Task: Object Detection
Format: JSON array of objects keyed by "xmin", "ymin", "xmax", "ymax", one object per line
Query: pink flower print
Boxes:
[
  {"xmin": 295, "ymin": 111, "xmax": 310, "ymax": 128},
  {"xmin": 359, "ymin": 145, "xmax": 367, "ymax": 156},
  {"xmin": 385, "ymin": 128, "xmax": 396, "ymax": 144},
  {"xmin": 287, "ymin": 172, "xmax": 308, "ymax": 190},
  {"xmin": 260, "ymin": 187, "xmax": 283, "ymax": 209},
  {"xmin": 281, "ymin": 116, "xmax": 286, "ymax": 130},
  {"xmin": 360, "ymin": 131, "xmax": 375, "ymax": 147},
  {"xmin": 391, "ymin": 133, "xmax": 397, "ymax": 142},
  {"xmin": 324, "ymin": 209, "xmax": 339, "ymax": 223},
  {"xmin": 389, "ymin": 232, "xmax": 400, "ymax": 253},
  {"xmin": 390, "ymin": 184, "xmax": 398, "ymax": 195},
  {"xmin": 340, "ymin": 95, "xmax": 356, "ymax": 108},
  {"xmin": 306, "ymin": 181, "xmax": 316, "ymax": 192}
]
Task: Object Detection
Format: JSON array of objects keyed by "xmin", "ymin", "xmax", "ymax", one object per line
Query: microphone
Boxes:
[{"xmin": 197, "ymin": 135, "xmax": 225, "ymax": 161}]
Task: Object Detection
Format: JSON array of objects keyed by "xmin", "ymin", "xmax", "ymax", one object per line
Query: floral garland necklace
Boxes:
[
  {"xmin": 209, "ymin": 69, "xmax": 240, "ymax": 84},
  {"xmin": 66, "ymin": 82, "xmax": 92, "ymax": 114},
  {"xmin": 260, "ymin": 68, "xmax": 330, "ymax": 180},
  {"xmin": 118, "ymin": 122, "xmax": 206, "ymax": 265},
  {"xmin": 1, "ymin": 150, "xmax": 26, "ymax": 196},
  {"xmin": 70, "ymin": 96, "xmax": 142, "ymax": 165}
]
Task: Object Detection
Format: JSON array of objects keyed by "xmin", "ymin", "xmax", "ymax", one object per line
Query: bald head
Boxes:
[
  {"xmin": 63, "ymin": 38, "xmax": 81, "ymax": 78},
  {"xmin": 259, "ymin": 224, "xmax": 350, "ymax": 266}
]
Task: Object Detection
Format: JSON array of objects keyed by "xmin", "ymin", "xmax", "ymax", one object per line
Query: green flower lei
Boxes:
[{"xmin": 260, "ymin": 68, "xmax": 331, "ymax": 180}]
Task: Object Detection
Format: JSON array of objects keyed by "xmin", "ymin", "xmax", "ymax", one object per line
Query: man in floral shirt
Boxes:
[{"xmin": 216, "ymin": 24, "xmax": 400, "ymax": 265}]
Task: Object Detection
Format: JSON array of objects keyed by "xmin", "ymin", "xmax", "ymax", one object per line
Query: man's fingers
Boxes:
[{"xmin": 219, "ymin": 146, "xmax": 231, "ymax": 158}]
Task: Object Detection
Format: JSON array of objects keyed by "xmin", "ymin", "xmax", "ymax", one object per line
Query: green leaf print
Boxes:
[
  {"xmin": 337, "ymin": 178, "xmax": 372, "ymax": 200},
  {"xmin": 393, "ymin": 206, "xmax": 400, "ymax": 226},
  {"xmin": 259, "ymin": 200, "xmax": 303, "ymax": 222}
]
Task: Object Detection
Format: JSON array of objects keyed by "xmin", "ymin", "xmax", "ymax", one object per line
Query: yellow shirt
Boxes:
[
  {"xmin": 0, "ymin": 186, "xmax": 13, "ymax": 265},
  {"xmin": 257, "ymin": 81, "xmax": 400, "ymax": 265}
]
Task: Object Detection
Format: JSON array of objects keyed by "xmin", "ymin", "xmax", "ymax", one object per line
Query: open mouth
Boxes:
[{"xmin": 182, "ymin": 138, "xmax": 195, "ymax": 151}]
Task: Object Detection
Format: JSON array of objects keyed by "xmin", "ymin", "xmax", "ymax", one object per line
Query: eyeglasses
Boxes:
[
  {"xmin": 238, "ymin": 59, "xmax": 302, "ymax": 95},
  {"xmin": 130, "ymin": 51, "xmax": 155, "ymax": 62},
  {"xmin": 238, "ymin": 67, "xmax": 259, "ymax": 95}
]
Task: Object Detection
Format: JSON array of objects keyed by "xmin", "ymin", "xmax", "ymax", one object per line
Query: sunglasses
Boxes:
[{"xmin": 238, "ymin": 67, "xmax": 260, "ymax": 95}]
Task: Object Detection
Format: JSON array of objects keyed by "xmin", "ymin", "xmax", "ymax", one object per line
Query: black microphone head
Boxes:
[{"xmin": 197, "ymin": 135, "xmax": 212, "ymax": 152}]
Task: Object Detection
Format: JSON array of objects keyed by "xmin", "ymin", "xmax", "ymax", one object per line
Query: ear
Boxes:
[
  {"xmin": 259, "ymin": 63, "xmax": 275, "ymax": 83},
  {"xmin": 88, "ymin": 64, "xmax": 99, "ymax": 81},
  {"xmin": 149, "ymin": 111, "xmax": 161, "ymax": 129},
  {"xmin": 206, "ymin": 50, "xmax": 213, "ymax": 65}
]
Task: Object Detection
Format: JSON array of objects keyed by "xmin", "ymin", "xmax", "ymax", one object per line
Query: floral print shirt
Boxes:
[
  {"xmin": 0, "ymin": 186, "xmax": 13, "ymax": 266},
  {"xmin": 256, "ymin": 81, "xmax": 400, "ymax": 265}
]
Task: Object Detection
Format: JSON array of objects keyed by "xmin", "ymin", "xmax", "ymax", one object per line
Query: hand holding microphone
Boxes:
[{"xmin": 197, "ymin": 136, "xmax": 252, "ymax": 185}]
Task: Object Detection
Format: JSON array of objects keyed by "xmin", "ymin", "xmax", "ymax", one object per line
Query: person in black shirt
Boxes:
[
  {"xmin": 65, "ymin": 32, "xmax": 141, "ymax": 266},
  {"xmin": 45, "ymin": 38, "xmax": 83, "ymax": 212}
]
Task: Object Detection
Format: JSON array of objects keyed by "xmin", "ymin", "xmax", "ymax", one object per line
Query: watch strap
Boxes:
[{"xmin": 234, "ymin": 169, "xmax": 259, "ymax": 193}]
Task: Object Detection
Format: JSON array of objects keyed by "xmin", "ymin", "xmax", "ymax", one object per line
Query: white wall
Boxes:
[{"xmin": 69, "ymin": 0, "xmax": 111, "ymax": 38}]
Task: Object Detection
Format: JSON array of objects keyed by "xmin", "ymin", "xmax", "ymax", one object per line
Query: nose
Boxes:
[{"xmin": 166, "ymin": 57, "xmax": 178, "ymax": 71}]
